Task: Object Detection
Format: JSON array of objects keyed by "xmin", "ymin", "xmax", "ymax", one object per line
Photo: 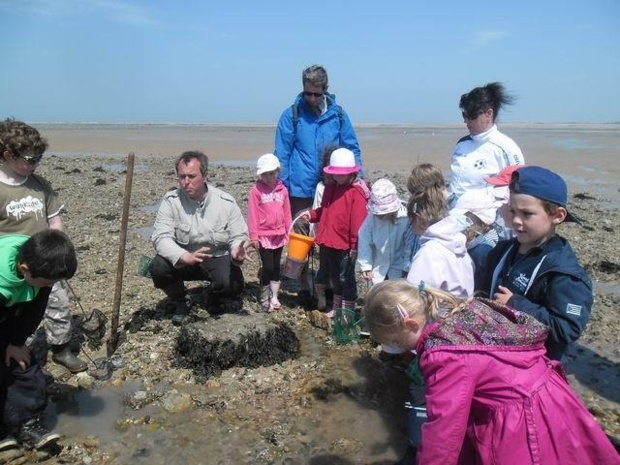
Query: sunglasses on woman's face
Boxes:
[{"xmin": 462, "ymin": 110, "xmax": 483, "ymax": 120}]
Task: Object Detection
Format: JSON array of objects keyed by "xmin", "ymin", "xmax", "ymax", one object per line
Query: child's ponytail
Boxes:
[
  {"xmin": 418, "ymin": 283, "xmax": 466, "ymax": 320},
  {"xmin": 363, "ymin": 280, "xmax": 468, "ymax": 339},
  {"xmin": 407, "ymin": 163, "xmax": 449, "ymax": 232}
]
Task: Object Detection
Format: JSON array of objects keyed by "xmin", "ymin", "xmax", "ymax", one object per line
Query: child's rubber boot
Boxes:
[
  {"xmin": 260, "ymin": 285, "xmax": 272, "ymax": 312},
  {"xmin": 269, "ymin": 281, "xmax": 281, "ymax": 310},
  {"xmin": 326, "ymin": 294, "xmax": 342, "ymax": 318},
  {"xmin": 315, "ymin": 284, "xmax": 327, "ymax": 310}
]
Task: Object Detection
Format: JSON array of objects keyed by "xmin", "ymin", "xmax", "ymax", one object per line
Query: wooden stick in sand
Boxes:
[{"xmin": 107, "ymin": 152, "xmax": 135, "ymax": 357}]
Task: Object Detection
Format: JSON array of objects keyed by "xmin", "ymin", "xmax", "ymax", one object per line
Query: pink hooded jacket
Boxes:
[
  {"xmin": 416, "ymin": 299, "xmax": 618, "ymax": 465},
  {"xmin": 246, "ymin": 179, "xmax": 292, "ymax": 249}
]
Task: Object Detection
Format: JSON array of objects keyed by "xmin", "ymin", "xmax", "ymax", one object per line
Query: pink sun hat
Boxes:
[
  {"xmin": 369, "ymin": 178, "xmax": 402, "ymax": 215},
  {"xmin": 323, "ymin": 148, "xmax": 360, "ymax": 175}
]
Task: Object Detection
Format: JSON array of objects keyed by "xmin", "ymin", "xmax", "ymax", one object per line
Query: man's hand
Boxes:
[
  {"xmin": 494, "ymin": 285, "xmax": 513, "ymax": 305},
  {"xmin": 231, "ymin": 240, "xmax": 250, "ymax": 263},
  {"xmin": 178, "ymin": 247, "xmax": 212, "ymax": 266},
  {"xmin": 5, "ymin": 344, "xmax": 30, "ymax": 370},
  {"xmin": 362, "ymin": 270, "xmax": 373, "ymax": 282}
]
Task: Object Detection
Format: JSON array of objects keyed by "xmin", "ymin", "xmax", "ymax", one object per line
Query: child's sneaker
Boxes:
[
  {"xmin": 0, "ymin": 435, "xmax": 18, "ymax": 451},
  {"xmin": 18, "ymin": 419, "xmax": 61, "ymax": 449}
]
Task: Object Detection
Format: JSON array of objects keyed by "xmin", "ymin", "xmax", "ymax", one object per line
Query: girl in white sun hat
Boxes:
[
  {"xmin": 357, "ymin": 178, "xmax": 418, "ymax": 286},
  {"xmin": 449, "ymin": 188, "xmax": 500, "ymax": 272},
  {"xmin": 247, "ymin": 153, "xmax": 292, "ymax": 311},
  {"xmin": 300, "ymin": 148, "xmax": 370, "ymax": 316}
]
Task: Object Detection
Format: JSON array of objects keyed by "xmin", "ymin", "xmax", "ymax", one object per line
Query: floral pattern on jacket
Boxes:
[{"xmin": 419, "ymin": 298, "xmax": 548, "ymax": 352}]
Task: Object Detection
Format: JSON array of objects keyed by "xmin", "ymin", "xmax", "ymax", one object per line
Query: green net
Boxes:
[
  {"xmin": 138, "ymin": 255, "xmax": 153, "ymax": 278},
  {"xmin": 406, "ymin": 354, "xmax": 424, "ymax": 386},
  {"xmin": 332, "ymin": 308, "xmax": 362, "ymax": 344}
]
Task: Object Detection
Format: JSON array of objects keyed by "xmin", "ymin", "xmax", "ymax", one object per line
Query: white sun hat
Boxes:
[
  {"xmin": 256, "ymin": 153, "xmax": 280, "ymax": 175},
  {"xmin": 450, "ymin": 189, "xmax": 499, "ymax": 225},
  {"xmin": 323, "ymin": 148, "xmax": 360, "ymax": 175}
]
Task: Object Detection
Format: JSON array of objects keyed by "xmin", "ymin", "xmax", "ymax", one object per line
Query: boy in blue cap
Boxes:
[{"xmin": 476, "ymin": 166, "xmax": 592, "ymax": 361}]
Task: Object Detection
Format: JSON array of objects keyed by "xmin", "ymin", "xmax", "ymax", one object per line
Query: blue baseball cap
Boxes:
[{"xmin": 510, "ymin": 166, "xmax": 580, "ymax": 223}]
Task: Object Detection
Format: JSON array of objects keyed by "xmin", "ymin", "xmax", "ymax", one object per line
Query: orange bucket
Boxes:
[{"xmin": 287, "ymin": 232, "xmax": 315, "ymax": 261}]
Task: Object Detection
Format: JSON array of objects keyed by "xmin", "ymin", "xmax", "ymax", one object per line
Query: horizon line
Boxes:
[{"xmin": 31, "ymin": 121, "xmax": 620, "ymax": 127}]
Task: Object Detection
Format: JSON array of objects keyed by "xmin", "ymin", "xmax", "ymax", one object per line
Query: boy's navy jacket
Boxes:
[{"xmin": 476, "ymin": 235, "xmax": 592, "ymax": 361}]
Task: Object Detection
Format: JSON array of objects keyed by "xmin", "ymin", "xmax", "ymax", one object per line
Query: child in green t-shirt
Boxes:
[{"xmin": 0, "ymin": 230, "xmax": 77, "ymax": 451}]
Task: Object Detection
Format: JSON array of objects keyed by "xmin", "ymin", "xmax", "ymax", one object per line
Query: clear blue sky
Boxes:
[{"xmin": 1, "ymin": 0, "xmax": 618, "ymax": 124}]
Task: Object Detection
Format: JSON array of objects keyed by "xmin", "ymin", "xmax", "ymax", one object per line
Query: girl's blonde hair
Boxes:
[
  {"xmin": 407, "ymin": 163, "xmax": 445, "ymax": 197},
  {"xmin": 407, "ymin": 164, "xmax": 448, "ymax": 232},
  {"xmin": 363, "ymin": 279, "xmax": 465, "ymax": 340}
]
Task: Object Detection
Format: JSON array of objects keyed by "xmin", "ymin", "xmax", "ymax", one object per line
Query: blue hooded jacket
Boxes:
[
  {"xmin": 274, "ymin": 93, "xmax": 361, "ymax": 199},
  {"xmin": 476, "ymin": 235, "xmax": 593, "ymax": 361}
]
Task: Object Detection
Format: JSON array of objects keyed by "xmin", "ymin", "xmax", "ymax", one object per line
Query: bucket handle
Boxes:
[{"xmin": 289, "ymin": 211, "xmax": 312, "ymax": 235}]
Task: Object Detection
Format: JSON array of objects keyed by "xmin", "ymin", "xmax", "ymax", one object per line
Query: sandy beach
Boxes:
[
  {"xmin": 1, "ymin": 124, "xmax": 618, "ymax": 464},
  {"xmin": 38, "ymin": 122, "xmax": 620, "ymax": 188}
]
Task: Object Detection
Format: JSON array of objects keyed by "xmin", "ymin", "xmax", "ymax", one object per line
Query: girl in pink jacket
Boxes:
[
  {"xmin": 364, "ymin": 279, "xmax": 619, "ymax": 465},
  {"xmin": 247, "ymin": 154, "xmax": 292, "ymax": 311}
]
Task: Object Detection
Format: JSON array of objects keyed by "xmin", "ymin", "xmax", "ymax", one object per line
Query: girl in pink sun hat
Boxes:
[{"xmin": 300, "ymin": 148, "xmax": 369, "ymax": 316}]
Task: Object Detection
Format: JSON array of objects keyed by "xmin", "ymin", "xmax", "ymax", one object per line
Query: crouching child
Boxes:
[{"xmin": 0, "ymin": 230, "xmax": 78, "ymax": 451}]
